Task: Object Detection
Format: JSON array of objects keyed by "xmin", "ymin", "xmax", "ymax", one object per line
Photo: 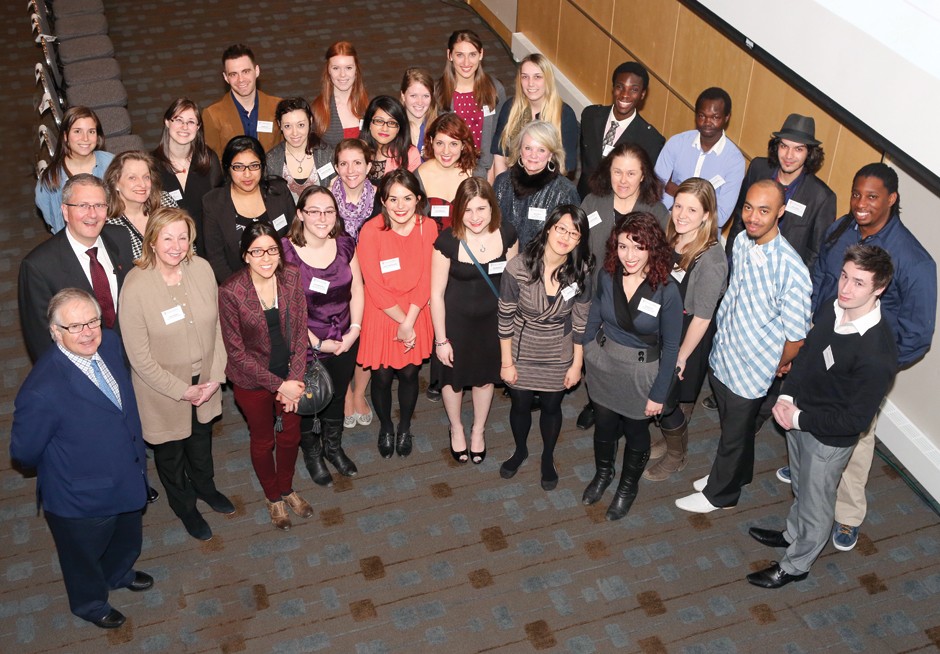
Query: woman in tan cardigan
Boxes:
[{"xmin": 119, "ymin": 207, "xmax": 231, "ymax": 542}]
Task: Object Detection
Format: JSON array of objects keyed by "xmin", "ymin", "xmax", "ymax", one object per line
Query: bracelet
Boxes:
[
  {"xmin": 349, "ymin": 323, "xmax": 361, "ymax": 330},
  {"xmin": 434, "ymin": 338, "xmax": 450, "ymax": 347},
  {"xmin": 313, "ymin": 340, "xmax": 322, "ymax": 352},
  {"xmin": 501, "ymin": 362, "xmax": 515, "ymax": 368}
]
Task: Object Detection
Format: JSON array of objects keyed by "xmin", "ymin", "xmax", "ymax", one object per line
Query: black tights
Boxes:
[
  {"xmin": 593, "ymin": 404, "xmax": 651, "ymax": 451},
  {"xmin": 658, "ymin": 404, "xmax": 685, "ymax": 431},
  {"xmin": 370, "ymin": 364, "xmax": 420, "ymax": 433},
  {"xmin": 506, "ymin": 388, "xmax": 566, "ymax": 480}
]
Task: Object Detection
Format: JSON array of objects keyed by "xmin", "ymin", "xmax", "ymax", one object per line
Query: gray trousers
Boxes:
[{"xmin": 780, "ymin": 429, "xmax": 856, "ymax": 575}]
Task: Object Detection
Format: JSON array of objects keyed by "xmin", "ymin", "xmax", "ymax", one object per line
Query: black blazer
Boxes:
[
  {"xmin": 156, "ymin": 151, "xmax": 223, "ymax": 257},
  {"xmin": 725, "ymin": 157, "xmax": 837, "ymax": 269},
  {"xmin": 578, "ymin": 105, "xmax": 665, "ymax": 199},
  {"xmin": 18, "ymin": 226, "xmax": 135, "ymax": 362},
  {"xmin": 202, "ymin": 177, "xmax": 296, "ymax": 284}
]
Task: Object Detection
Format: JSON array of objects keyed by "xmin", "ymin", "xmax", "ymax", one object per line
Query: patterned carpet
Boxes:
[{"xmin": 1, "ymin": 1, "xmax": 939, "ymax": 653}]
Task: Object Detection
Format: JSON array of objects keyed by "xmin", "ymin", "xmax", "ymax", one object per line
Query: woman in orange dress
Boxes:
[{"xmin": 356, "ymin": 169, "xmax": 438, "ymax": 459}]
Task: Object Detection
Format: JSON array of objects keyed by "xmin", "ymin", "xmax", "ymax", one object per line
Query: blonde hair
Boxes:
[
  {"xmin": 136, "ymin": 207, "xmax": 196, "ymax": 269},
  {"xmin": 508, "ymin": 120, "xmax": 566, "ymax": 175},
  {"xmin": 666, "ymin": 177, "xmax": 719, "ymax": 271},
  {"xmin": 499, "ymin": 54, "xmax": 562, "ymax": 155}
]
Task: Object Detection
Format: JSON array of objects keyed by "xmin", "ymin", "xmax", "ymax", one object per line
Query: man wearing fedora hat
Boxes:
[{"xmin": 725, "ymin": 114, "xmax": 837, "ymax": 269}]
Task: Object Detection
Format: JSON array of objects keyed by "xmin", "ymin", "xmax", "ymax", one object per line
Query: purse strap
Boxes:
[{"xmin": 460, "ymin": 239, "xmax": 500, "ymax": 299}]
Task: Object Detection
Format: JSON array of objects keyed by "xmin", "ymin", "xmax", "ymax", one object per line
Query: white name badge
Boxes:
[
  {"xmin": 483, "ymin": 105, "xmax": 495, "ymax": 116},
  {"xmin": 749, "ymin": 246, "xmax": 767, "ymax": 267},
  {"xmin": 560, "ymin": 283, "xmax": 579, "ymax": 302},
  {"xmin": 786, "ymin": 199, "xmax": 807, "ymax": 217},
  {"xmin": 528, "ymin": 207, "xmax": 547, "ymax": 221},
  {"xmin": 317, "ymin": 162, "xmax": 336, "ymax": 179},
  {"xmin": 358, "ymin": 119, "xmax": 364, "ymax": 130},
  {"xmin": 602, "ymin": 144, "xmax": 614, "ymax": 157},
  {"xmin": 162, "ymin": 305, "xmax": 185, "ymax": 325},
  {"xmin": 638, "ymin": 297, "xmax": 661, "ymax": 317},
  {"xmin": 272, "ymin": 214, "xmax": 288, "ymax": 231},
  {"xmin": 823, "ymin": 345, "xmax": 835, "ymax": 370},
  {"xmin": 257, "ymin": 120, "xmax": 274, "ymax": 134},
  {"xmin": 488, "ymin": 260, "xmax": 507, "ymax": 275},
  {"xmin": 380, "ymin": 257, "xmax": 401, "ymax": 274},
  {"xmin": 671, "ymin": 267, "xmax": 687, "ymax": 283},
  {"xmin": 431, "ymin": 204, "xmax": 450, "ymax": 217},
  {"xmin": 709, "ymin": 174, "xmax": 726, "ymax": 189},
  {"xmin": 587, "ymin": 211, "xmax": 603, "ymax": 229},
  {"xmin": 309, "ymin": 277, "xmax": 330, "ymax": 294},
  {"xmin": 169, "ymin": 189, "xmax": 183, "ymax": 202}
]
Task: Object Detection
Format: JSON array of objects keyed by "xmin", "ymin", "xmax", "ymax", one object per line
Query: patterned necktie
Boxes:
[
  {"xmin": 91, "ymin": 359, "xmax": 121, "ymax": 409},
  {"xmin": 86, "ymin": 247, "xmax": 116, "ymax": 328},
  {"xmin": 602, "ymin": 120, "xmax": 618, "ymax": 148}
]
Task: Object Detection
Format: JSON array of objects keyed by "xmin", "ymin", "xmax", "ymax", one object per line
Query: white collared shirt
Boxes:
[
  {"xmin": 64, "ymin": 229, "xmax": 119, "ymax": 307},
  {"xmin": 604, "ymin": 107, "xmax": 638, "ymax": 147},
  {"xmin": 691, "ymin": 131, "xmax": 728, "ymax": 176}
]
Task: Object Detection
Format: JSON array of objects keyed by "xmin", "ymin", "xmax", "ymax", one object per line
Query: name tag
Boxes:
[
  {"xmin": 257, "ymin": 120, "xmax": 274, "ymax": 134},
  {"xmin": 430, "ymin": 204, "xmax": 450, "ymax": 217},
  {"xmin": 786, "ymin": 199, "xmax": 807, "ymax": 217},
  {"xmin": 602, "ymin": 144, "xmax": 614, "ymax": 157},
  {"xmin": 483, "ymin": 105, "xmax": 495, "ymax": 116},
  {"xmin": 638, "ymin": 297, "xmax": 661, "ymax": 317},
  {"xmin": 823, "ymin": 345, "xmax": 834, "ymax": 370},
  {"xmin": 671, "ymin": 267, "xmax": 687, "ymax": 283},
  {"xmin": 358, "ymin": 119, "xmax": 363, "ymax": 130},
  {"xmin": 317, "ymin": 162, "xmax": 336, "ymax": 179},
  {"xmin": 488, "ymin": 260, "xmax": 507, "ymax": 275},
  {"xmin": 528, "ymin": 207, "xmax": 546, "ymax": 221},
  {"xmin": 380, "ymin": 257, "xmax": 401, "ymax": 274},
  {"xmin": 169, "ymin": 189, "xmax": 183, "ymax": 202},
  {"xmin": 309, "ymin": 277, "xmax": 330, "ymax": 294},
  {"xmin": 272, "ymin": 214, "xmax": 288, "ymax": 231},
  {"xmin": 587, "ymin": 211, "xmax": 602, "ymax": 229},
  {"xmin": 709, "ymin": 174, "xmax": 726, "ymax": 190},
  {"xmin": 162, "ymin": 305, "xmax": 185, "ymax": 325},
  {"xmin": 560, "ymin": 283, "xmax": 579, "ymax": 302},
  {"xmin": 749, "ymin": 246, "xmax": 767, "ymax": 267}
]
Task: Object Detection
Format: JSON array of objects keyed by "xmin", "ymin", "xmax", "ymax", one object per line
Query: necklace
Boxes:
[
  {"xmin": 170, "ymin": 154, "xmax": 191, "ymax": 174},
  {"xmin": 285, "ymin": 146, "xmax": 311, "ymax": 174},
  {"xmin": 466, "ymin": 234, "xmax": 487, "ymax": 253},
  {"xmin": 255, "ymin": 279, "xmax": 277, "ymax": 310}
]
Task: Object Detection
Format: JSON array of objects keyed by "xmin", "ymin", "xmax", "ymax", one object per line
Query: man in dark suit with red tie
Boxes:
[
  {"xmin": 18, "ymin": 174, "xmax": 134, "ymax": 363},
  {"xmin": 11, "ymin": 288, "xmax": 153, "ymax": 628}
]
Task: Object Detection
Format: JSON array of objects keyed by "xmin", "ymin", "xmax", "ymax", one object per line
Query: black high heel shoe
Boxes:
[
  {"xmin": 449, "ymin": 428, "xmax": 469, "ymax": 463},
  {"xmin": 470, "ymin": 429, "xmax": 486, "ymax": 464}
]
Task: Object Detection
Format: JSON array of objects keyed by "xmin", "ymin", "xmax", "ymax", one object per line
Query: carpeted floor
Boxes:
[{"xmin": 1, "ymin": 1, "xmax": 939, "ymax": 653}]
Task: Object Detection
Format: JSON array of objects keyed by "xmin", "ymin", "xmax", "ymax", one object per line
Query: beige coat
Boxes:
[{"xmin": 119, "ymin": 256, "xmax": 226, "ymax": 444}]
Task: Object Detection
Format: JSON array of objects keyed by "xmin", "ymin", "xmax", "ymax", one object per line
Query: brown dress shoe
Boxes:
[
  {"xmin": 266, "ymin": 499, "xmax": 292, "ymax": 530},
  {"xmin": 282, "ymin": 491, "xmax": 314, "ymax": 518}
]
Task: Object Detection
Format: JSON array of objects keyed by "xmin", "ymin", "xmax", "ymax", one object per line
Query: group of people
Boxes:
[{"xmin": 13, "ymin": 30, "xmax": 936, "ymax": 630}]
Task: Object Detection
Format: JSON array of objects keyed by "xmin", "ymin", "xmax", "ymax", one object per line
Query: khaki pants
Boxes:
[{"xmin": 833, "ymin": 420, "xmax": 876, "ymax": 527}]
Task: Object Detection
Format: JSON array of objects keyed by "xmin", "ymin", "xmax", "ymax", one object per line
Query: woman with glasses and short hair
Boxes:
[{"xmin": 202, "ymin": 136, "xmax": 295, "ymax": 284}]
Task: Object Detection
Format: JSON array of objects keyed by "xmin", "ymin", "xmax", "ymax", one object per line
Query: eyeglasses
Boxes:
[
  {"xmin": 170, "ymin": 117, "xmax": 199, "ymax": 129},
  {"xmin": 64, "ymin": 202, "xmax": 108, "ymax": 212},
  {"xmin": 57, "ymin": 317, "xmax": 102, "ymax": 334},
  {"xmin": 371, "ymin": 117, "xmax": 400, "ymax": 130},
  {"xmin": 300, "ymin": 208, "xmax": 337, "ymax": 218},
  {"xmin": 230, "ymin": 162, "xmax": 262, "ymax": 172},
  {"xmin": 553, "ymin": 224, "xmax": 581, "ymax": 242},
  {"xmin": 247, "ymin": 246, "xmax": 280, "ymax": 258}
]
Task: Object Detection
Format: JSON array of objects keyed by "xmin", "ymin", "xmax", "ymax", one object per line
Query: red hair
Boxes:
[
  {"xmin": 423, "ymin": 113, "xmax": 478, "ymax": 174},
  {"xmin": 603, "ymin": 212, "xmax": 672, "ymax": 290},
  {"xmin": 312, "ymin": 41, "xmax": 369, "ymax": 137}
]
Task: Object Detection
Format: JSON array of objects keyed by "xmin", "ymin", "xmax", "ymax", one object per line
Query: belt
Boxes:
[{"xmin": 594, "ymin": 329, "xmax": 660, "ymax": 362}]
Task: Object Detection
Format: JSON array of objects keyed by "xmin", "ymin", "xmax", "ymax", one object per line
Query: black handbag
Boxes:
[{"xmin": 296, "ymin": 356, "xmax": 334, "ymax": 418}]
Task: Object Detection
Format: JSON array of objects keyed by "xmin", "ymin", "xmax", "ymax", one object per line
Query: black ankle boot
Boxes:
[
  {"xmin": 605, "ymin": 448, "xmax": 650, "ymax": 521},
  {"xmin": 582, "ymin": 439, "xmax": 617, "ymax": 505},
  {"xmin": 322, "ymin": 419, "xmax": 358, "ymax": 476},
  {"xmin": 300, "ymin": 429, "xmax": 333, "ymax": 486}
]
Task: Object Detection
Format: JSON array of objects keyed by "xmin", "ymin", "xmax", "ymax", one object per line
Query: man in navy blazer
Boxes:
[
  {"xmin": 18, "ymin": 174, "xmax": 135, "ymax": 363},
  {"xmin": 11, "ymin": 289, "xmax": 153, "ymax": 629},
  {"xmin": 578, "ymin": 62, "xmax": 665, "ymax": 199}
]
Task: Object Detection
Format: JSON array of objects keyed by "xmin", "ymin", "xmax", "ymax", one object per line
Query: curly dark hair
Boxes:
[
  {"xmin": 423, "ymin": 113, "xmax": 478, "ymax": 173},
  {"xmin": 603, "ymin": 211, "xmax": 672, "ymax": 290},
  {"xmin": 587, "ymin": 141, "xmax": 663, "ymax": 204},
  {"xmin": 767, "ymin": 136, "xmax": 824, "ymax": 175}
]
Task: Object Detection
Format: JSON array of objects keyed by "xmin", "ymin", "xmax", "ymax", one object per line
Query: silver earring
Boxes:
[{"xmin": 547, "ymin": 160, "xmax": 556, "ymax": 172}]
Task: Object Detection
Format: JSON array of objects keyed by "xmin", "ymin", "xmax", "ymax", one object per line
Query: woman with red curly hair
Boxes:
[
  {"xmin": 415, "ymin": 113, "xmax": 478, "ymax": 230},
  {"xmin": 312, "ymin": 41, "xmax": 369, "ymax": 148},
  {"xmin": 581, "ymin": 212, "xmax": 683, "ymax": 521}
]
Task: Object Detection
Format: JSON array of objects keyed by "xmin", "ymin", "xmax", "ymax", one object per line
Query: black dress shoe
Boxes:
[
  {"xmin": 126, "ymin": 571, "xmax": 154, "ymax": 592},
  {"xmin": 576, "ymin": 403, "xmax": 595, "ymax": 430},
  {"xmin": 377, "ymin": 431, "xmax": 395, "ymax": 458},
  {"xmin": 147, "ymin": 486, "xmax": 160, "ymax": 503},
  {"xmin": 200, "ymin": 491, "xmax": 236, "ymax": 515},
  {"xmin": 746, "ymin": 562, "xmax": 808, "ymax": 589},
  {"xmin": 749, "ymin": 527, "xmax": 790, "ymax": 549},
  {"xmin": 92, "ymin": 608, "xmax": 126, "ymax": 629},
  {"xmin": 396, "ymin": 430, "xmax": 414, "ymax": 457},
  {"xmin": 702, "ymin": 394, "xmax": 718, "ymax": 411},
  {"xmin": 181, "ymin": 510, "xmax": 213, "ymax": 541}
]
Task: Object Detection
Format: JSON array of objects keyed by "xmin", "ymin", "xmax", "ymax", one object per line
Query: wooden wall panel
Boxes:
[
  {"xmin": 610, "ymin": 0, "xmax": 680, "ymax": 78},
  {"xmin": 662, "ymin": 93, "xmax": 694, "ymax": 143},
  {"xmin": 569, "ymin": 0, "xmax": 615, "ymax": 31},
  {"xmin": 608, "ymin": 43, "xmax": 668, "ymax": 131},
  {"xmin": 556, "ymin": 2, "xmax": 612, "ymax": 104},
  {"xmin": 517, "ymin": 0, "xmax": 561, "ymax": 60}
]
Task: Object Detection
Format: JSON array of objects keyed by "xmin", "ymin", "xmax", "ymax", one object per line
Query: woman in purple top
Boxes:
[{"xmin": 282, "ymin": 185, "xmax": 364, "ymax": 486}]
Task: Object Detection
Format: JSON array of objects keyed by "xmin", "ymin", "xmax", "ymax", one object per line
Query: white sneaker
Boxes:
[
  {"xmin": 693, "ymin": 475, "xmax": 709, "ymax": 492},
  {"xmin": 675, "ymin": 491, "xmax": 721, "ymax": 513}
]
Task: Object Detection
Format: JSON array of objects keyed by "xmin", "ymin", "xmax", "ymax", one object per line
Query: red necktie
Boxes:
[{"xmin": 86, "ymin": 247, "xmax": 116, "ymax": 328}]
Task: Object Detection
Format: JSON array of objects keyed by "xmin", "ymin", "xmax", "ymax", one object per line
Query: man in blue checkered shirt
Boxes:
[{"xmin": 676, "ymin": 179, "xmax": 812, "ymax": 513}]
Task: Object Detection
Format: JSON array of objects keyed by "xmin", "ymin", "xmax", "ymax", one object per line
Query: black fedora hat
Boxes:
[{"xmin": 772, "ymin": 114, "xmax": 820, "ymax": 146}]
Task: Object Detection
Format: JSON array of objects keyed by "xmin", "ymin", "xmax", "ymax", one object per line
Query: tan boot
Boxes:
[
  {"xmin": 282, "ymin": 491, "xmax": 314, "ymax": 518},
  {"xmin": 643, "ymin": 419, "xmax": 688, "ymax": 481},
  {"xmin": 649, "ymin": 431, "xmax": 667, "ymax": 460},
  {"xmin": 266, "ymin": 499, "xmax": 292, "ymax": 530}
]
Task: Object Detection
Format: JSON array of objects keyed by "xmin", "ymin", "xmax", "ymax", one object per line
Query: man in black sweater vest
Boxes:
[{"xmin": 746, "ymin": 244, "xmax": 897, "ymax": 589}]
